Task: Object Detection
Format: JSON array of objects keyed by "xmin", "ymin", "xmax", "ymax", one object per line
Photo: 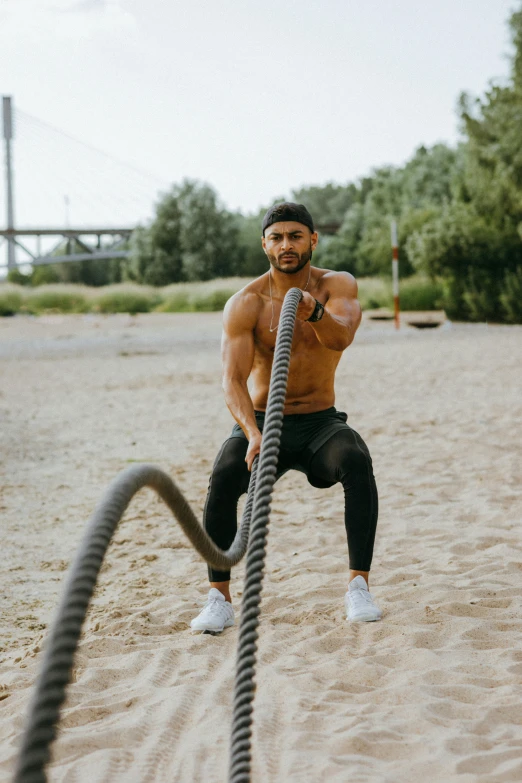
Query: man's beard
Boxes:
[{"xmin": 267, "ymin": 245, "xmax": 313, "ymax": 274}]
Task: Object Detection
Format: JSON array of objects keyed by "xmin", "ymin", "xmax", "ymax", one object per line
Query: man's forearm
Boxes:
[
  {"xmin": 309, "ymin": 307, "xmax": 360, "ymax": 351},
  {"xmin": 222, "ymin": 378, "xmax": 260, "ymax": 438}
]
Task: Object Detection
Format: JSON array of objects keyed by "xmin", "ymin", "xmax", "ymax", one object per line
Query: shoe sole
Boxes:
[
  {"xmin": 346, "ymin": 613, "xmax": 382, "ymax": 622},
  {"xmin": 190, "ymin": 620, "xmax": 235, "ymax": 634}
]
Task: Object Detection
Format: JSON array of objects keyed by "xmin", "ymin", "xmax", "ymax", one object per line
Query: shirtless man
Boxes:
[{"xmin": 191, "ymin": 202, "xmax": 381, "ymax": 633}]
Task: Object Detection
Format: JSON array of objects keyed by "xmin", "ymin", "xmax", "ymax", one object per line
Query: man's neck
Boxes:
[{"xmin": 268, "ymin": 263, "xmax": 312, "ymax": 296}]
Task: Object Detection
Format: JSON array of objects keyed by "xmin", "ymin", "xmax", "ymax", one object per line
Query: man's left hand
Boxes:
[{"xmin": 296, "ymin": 291, "xmax": 317, "ymax": 321}]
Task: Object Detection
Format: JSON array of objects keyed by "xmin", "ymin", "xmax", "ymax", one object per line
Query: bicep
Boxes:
[
  {"xmin": 221, "ymin": 294, "xmax": 258, "ymax": 382},
  {"xmin": 221, "ymin": 329, "xmax": 255, "ymax": 382}
]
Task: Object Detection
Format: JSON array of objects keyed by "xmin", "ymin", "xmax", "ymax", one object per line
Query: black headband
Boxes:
[{"xmin": 262, "ymin": 202, "xmax": 314, "ymax": 235}]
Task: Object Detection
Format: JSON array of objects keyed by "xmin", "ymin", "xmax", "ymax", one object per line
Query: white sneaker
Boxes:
[
  {"xmin": 345, "ymin": 576, "xmax": 382, "ymax": 622},
  {"xmin": 190, "ymin": 588, "xmax": 235, "ymax": 634}
]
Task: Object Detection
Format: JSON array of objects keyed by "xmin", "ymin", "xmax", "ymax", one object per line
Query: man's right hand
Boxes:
[{"xmin": 245, "ymin": 432, "xmax": 262, "ymax": 471}]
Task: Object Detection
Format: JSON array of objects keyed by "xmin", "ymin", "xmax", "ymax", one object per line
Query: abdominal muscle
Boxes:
[{"xmin": 250, "ymin": 345, "xmax": 341, "ymax": 414}]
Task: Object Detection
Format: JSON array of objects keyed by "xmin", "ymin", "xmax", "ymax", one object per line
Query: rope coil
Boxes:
[{"xmin": 14, "ymin": 287, "xmax": 303, "ymax": 783}]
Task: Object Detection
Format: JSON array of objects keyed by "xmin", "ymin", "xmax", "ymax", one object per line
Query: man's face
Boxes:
[{"xmin": 262, "ymin": 221, "xmax": 318, "ymax": 274}]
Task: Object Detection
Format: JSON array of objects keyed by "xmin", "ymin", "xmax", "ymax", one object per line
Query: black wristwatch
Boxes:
[{"xmin": 306, "ymin": 298, "xmax": 325, "ymax": 323}]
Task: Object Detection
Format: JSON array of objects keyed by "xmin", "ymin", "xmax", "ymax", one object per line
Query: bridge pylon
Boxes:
[{"xmin": 2, "ymin": 96, "xmax": 16, "ymax": 270}]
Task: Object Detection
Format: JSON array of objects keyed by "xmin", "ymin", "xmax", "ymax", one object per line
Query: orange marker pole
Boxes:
[{"xmin": 391, "ymin": 220, "xmax": 400, "ymax": 329}]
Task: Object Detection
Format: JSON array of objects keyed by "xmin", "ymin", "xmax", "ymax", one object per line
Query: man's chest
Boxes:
[{"xmin": 253, "ymin": 315, "xmax": 324, "ymax": 358}]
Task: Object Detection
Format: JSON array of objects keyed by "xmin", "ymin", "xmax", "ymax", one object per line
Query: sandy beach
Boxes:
[{"xmin": 0, "ymin": 311, "xmax": 521, "ymax": 782}]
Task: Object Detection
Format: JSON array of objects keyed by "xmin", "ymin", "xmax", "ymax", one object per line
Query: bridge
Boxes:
[
  {"xmin": 1, "ymin": 96, "xmax": 168, "ymax": 273},
  {"xmin": 0, "ymin": 227, "xmax": 133, "ymax": 267},
  {"xmin": 1, "ymin": 97, "xmax": 340, "ymax": 275}
]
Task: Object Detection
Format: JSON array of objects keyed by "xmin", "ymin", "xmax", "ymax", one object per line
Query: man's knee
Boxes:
[{"xmin": 340, "ymin": 443, "xmax": 372, "ymax": 476}]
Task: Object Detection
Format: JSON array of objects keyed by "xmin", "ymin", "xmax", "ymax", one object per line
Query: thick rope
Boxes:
[
  {"xmin": 228, "ymin": 287, "xmax": 302, "ymax": 782},
  {"xmin": 13, "ymin": 287, "xmax": 303, "ymax": 783}
]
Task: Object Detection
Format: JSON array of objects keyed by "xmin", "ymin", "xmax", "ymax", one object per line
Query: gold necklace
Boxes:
[{"xmin": 268, "ymin": 264, "xmax": 312, "ymax": 333}]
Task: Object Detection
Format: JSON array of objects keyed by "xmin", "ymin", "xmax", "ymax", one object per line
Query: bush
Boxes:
[
  {"xmin": 31, "ymin": 265, "xmax": 62, "ymax": 286},
  {"xmin": 0, "ymin": 291, "xmax": 22, "ymax": 316},
  {"xmin": 155, "ymin": 292, "xmax": 192, "ymax": 312},
  {"xmin": 461, "ymin": 270, "xmax": 502, "ymax": 322},
  {"xmin": 192, "ymin": 289, "xmax": 235, "ymax": 311},
  {"xmin": 499, "ymin": 266, "xmax": 522, "ymax": 323},
  {"xmin": 7, "ymin": 268, "xmax": 31, "ymax": 286},
  {"xmin": 439, "ymin": 277, "xmax": 465, "ymax": 320},
  {"xmin": 94, "ymin": 291, "xmax": 157, "ymax": 314},
  {"xmin": 399, "ymin": 276, "xmax": 444, "ymax": 311},
  {"xmin": 357, "ymin": 278, "xmax": 392, "ymax": 310},
  {"xmin": 25, "ymin": 291, "xmax": 89, "ymax": 314}
]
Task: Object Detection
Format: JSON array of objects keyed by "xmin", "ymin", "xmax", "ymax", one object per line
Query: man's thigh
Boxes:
[{"xmin": 307, "ymin": 428, "xmax": 374, "ymax": 485}]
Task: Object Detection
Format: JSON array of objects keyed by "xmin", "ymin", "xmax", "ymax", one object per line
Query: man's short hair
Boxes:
[{"xmin": 262, "ymin": 202, "xmax": 314, "ymax": 236}]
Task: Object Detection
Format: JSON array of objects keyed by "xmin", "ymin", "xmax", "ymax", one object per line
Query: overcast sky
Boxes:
[{"xmin": 0, "ymin": 0, "xmax": 518, "ymax": 235}]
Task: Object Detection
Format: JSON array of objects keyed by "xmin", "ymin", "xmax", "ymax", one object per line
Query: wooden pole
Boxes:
[{"xmin": 391, "ymin": 220, "xmax": 400, "ymax": 329}]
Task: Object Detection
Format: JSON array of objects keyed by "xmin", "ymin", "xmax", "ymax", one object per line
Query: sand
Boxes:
[{"xmin": 0, "ymin": 311, "xmax": 521, "ymax": 782}]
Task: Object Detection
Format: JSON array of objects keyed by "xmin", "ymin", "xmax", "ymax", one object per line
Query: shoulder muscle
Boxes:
[
  {"xmin": 320, "ymin": 270, "xmax": 358, "ymax": 299},
  {"xmin": 223, "ymin": 290, "xmax": 262, "ymax": 337}
]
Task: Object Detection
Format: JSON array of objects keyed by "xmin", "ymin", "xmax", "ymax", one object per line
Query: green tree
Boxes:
[
  {"xmin": 234, "ymin": 209, "xmax": 268, "ymax": 277},
  {"xmin": 400, "ymin": 2, "xmax": 522, "ymax": 319},
  {"xmin": 405, "ymin": 202, "xmax": 522, "ymax": 319},
  {"xmin": 291, "ymin": 183, "xmax": 359, "ymax": 227},
  {"xmin": 177, "ymin": 180, "xmax": 243, "ymax": 280},
  {"xmin": 311, "ymin": 144, "xmax": 460, "ymax": 278},
  {"xmin": 458, "ymin": 7, "xmax": 522, "ymax": 230},
  {"xmin": 129, "ymin": 179, "xmax": 244, "ymax": 284},
  {"xmin": 313, "ymin": 203, "xmax": 364, "ymax": 273},
  {"xmin": 127, "ymin": 194, "xmax": 183, "ymax": 285},
  {"xmin": 400, "ymin": 143, "xmax": 461, "ymax": 208}
]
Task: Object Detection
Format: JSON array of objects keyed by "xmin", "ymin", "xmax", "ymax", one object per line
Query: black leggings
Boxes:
[{"xmin": 203, "ymin": 429, "xmax": 378, "ymax": 582}]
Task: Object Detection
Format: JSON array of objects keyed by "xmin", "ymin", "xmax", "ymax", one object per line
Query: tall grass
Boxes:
[
  {"xmin": 358, "ymin": 276, "xmax": 444, "ymax": 311},
  {"xmin": 155, "ymin": 292, "xmax": 193, "ymax": 313},
  {"xmin": 157, "ymin": 288, "xmax": 237, "ymax": 313},
  {"xmin": 0, "ymin": 279, "xmax": 248, "ymax": 316},
  {"xmin": 24, "ymin": 291, "xmax": 89, "ymax": 314},
  {"xmin": 95, "ymin": 291, "xmax": 159, "ymax": 314},
  {"xmin": 0, "ymin": 291, "xmax": 22, "ymax": 316},
  {"xmin": 0, "ymin": 274, "xmax": 452, "ymax": 317},
  {"xmin": 193, "ymin": 290, "xmax": 236, "ymax": 311}
]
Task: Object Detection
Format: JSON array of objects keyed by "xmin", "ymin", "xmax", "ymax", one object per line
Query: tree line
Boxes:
[{"xmin": 12, "ymin": 4, "xmax": 522, "ymax": 322}]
